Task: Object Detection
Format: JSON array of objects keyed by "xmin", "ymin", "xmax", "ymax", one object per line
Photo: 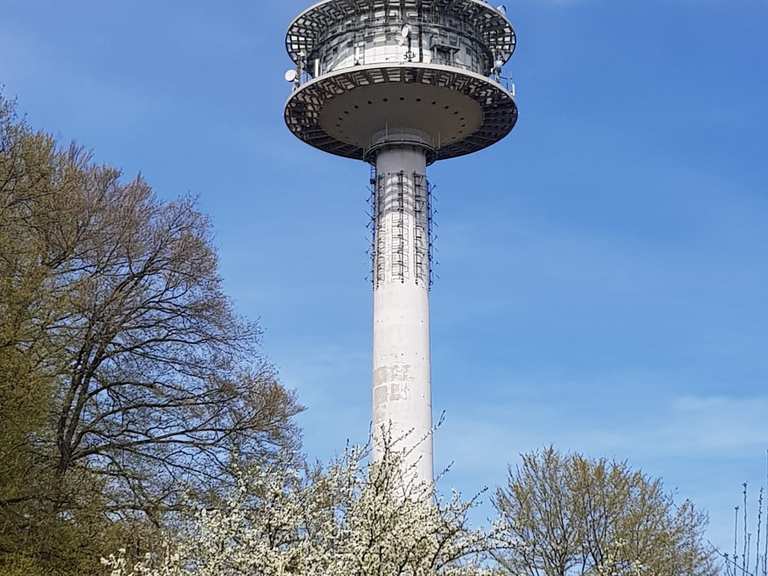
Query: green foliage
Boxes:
[
  {"xmin": 0, "ymin": 93, "xmax": 303, "ymax": 575},
  {"xmin": 493, "ymin": 447, "xmax": 718, "ymax": 576}
]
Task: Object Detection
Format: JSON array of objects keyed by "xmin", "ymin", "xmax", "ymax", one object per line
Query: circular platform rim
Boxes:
[
  {"xmin": 286, "ymin": 0, "xmax": 517, "ymax": 67},
  {"xmin": 284, "ymin": 62, "xmax": 518, "ymax": 165}
]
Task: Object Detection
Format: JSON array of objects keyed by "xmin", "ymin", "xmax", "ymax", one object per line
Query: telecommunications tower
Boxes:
[{"xmin": 284, "ymin": 0, "xmax": 517, "ymax": 484}]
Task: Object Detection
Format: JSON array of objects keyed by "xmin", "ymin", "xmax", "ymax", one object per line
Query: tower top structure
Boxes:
[{"xmin": 284, "ymin": 0, "xmax": 518, "ymax": 165}]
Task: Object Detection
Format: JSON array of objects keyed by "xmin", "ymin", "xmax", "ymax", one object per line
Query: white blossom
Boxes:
[{"xmin": 102, "ymin": 437, "xmax": 493, "ymax": 576}]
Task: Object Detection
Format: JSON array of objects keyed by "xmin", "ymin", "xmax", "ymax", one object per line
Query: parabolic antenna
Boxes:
[
  {"xmin": 284, "ymin": 69, "xmax": 298, "ymax": 83},
  {"xmin": 398, "ymin": 24, "xmax": 411, "ymax": 46}
]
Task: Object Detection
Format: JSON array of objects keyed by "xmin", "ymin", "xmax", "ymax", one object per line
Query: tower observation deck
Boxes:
[{"xmin": 284, "ymin": 0, "xmax": 518, "ymax": 485}]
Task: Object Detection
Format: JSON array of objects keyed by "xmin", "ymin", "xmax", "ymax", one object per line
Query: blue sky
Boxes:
[{"xmin": 2, "ymin": 0, "xmax": 767, "ymax": 556}]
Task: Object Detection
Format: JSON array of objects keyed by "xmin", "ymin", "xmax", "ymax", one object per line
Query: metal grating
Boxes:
[
  {"xmin": 286, "ymin": 0, "xmax": 516, "ymax": 67},
  {"xmin": 369, "ymin": 170, "xmax": 434, "ymax": 290}
]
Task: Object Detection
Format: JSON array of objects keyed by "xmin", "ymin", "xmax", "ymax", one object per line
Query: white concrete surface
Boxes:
[{"xmin": 372, "ymin": 145, "xmax": 433, "ymax": 486}]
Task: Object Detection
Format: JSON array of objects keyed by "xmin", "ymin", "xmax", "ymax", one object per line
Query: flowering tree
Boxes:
[
  {"xmin": 102, "ymin": 440, "xmax": 720, "ymax": 576},
  {"xmin": 102, "ymin": 436, "xmax": 492, "ymax": 576}
]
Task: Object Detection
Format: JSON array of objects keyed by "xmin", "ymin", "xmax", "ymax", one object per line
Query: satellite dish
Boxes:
[
  {"xmin": 284, "ymin": 69, "xmax": 298, "ymax": 83},
  {"xmin": 398, "ymin": 24, "xmax": 411, "ymax": 46}
]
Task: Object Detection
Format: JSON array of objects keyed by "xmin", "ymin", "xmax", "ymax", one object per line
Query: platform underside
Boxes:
[{"xmin": 284, "ymin": 64, "xmax": 518, "ymax": 163}]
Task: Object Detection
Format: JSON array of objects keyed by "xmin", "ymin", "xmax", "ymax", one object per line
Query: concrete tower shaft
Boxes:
[{"xmin": 372, "ymin": 145, "xmax": 432, "ymax": 482}]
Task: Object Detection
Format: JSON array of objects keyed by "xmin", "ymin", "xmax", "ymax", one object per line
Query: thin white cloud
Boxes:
[{"xmin": 439, "ymin": 389, "xmax": 768, "ymax": 470}]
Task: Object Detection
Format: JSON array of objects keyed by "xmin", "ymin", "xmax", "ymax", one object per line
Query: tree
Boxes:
[
  {"xmin": 0, "ymin": 94, "xmax": 303, "ymax": 574},
  {"xmin": 102, "ymin": 436, "xmax": 492, "ymax": 576},
  {"xmin": 492, "ymin": 448, "xmax": 717, "ymax": 576}
]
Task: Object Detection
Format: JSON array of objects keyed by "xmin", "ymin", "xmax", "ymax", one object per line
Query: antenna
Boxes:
[
  {"xmin": 284, "ymin": 69, "xmax": 298, "ymax": 83},
  {"xmin": 398, "ymin": 24, "xmax": 411, "ymax": 46}
]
